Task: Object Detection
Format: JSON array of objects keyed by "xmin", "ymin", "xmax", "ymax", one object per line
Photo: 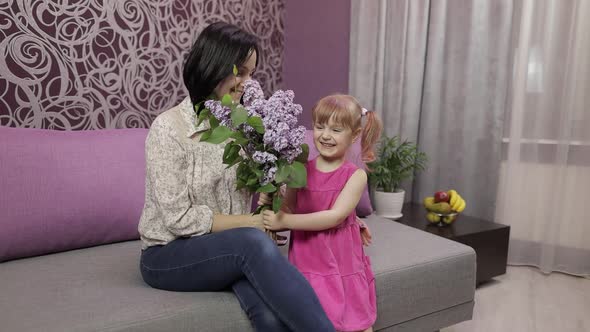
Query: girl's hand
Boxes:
[
  {"xmin": 258, "ymin": 193, "xmax": 272, "ymax": 206},
  {"xmin": 262, "ymin": 210, "xmax": 287, "ymax": 231},
  {"xmin": 357, "ymin": 217, "xmax": 372, "ymax": 246}
]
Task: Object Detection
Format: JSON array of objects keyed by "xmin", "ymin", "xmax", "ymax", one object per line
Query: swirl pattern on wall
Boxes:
[{"xmin": 0, "ymin": 0, "xmax": 285, "ymax": 129}]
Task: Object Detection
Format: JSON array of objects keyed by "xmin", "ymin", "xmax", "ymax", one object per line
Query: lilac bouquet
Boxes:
[{"xmin": 197, "ymin": 77, "xmax": 309, "ymax": 216}]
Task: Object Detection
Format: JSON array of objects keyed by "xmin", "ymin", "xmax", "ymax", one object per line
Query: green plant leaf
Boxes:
[
  {"xmin": 201, "ymin": 125, "xmax": 232, "ymax": 144},
  {"xmin": 295, "ymin": 143, "xmax": 310, "ymax": 163},
  {"xmin": 233, "ymin": 64, "xmax": 238, "ymax": 76},
  {"xmin": 252, "ymin": 167, "xmax": 264, "ymax": 179},
  {"xmin": 223, "ymin": 143, "xmax": 241, "ymax": 164},
  {"xmin": 247, "ymin": 116, "xmax": 265, "ymax": 134},
  {"xmin": 273, "ymin": 195, "xmax": 283, "ymax": 213},
  {"xmin": 274, "ymin": 164, "xmax": 291, "ymax": 183},
  {"xmin": 199, "ymin": 129, "xmax": 212, "ymax": 142},
  {"xmin": 221, "ymin": 94, "xmax": 233, "ymax": 107},
  {"xmin": 287, "ymin": 161, "xmax": 306, "ymax": 188},
  {"xmin": 230, "ymin": 131, "xmax": 248, "ymax": 145},
  {"xmin": 231, "ymin": 106, "xmax": 248, "ymax": 126},
  {"xmin": 226, "ymin": 155, "xmax": 243, "ymax": 169},
  {"xmin": 246, "ymin": 176, "xmax": 258, "ymax": 186},
  {"xmin": 209, "ymin": 115, "xmax": 220, "ymax": 129},
  {"xmin": 257, "ymin": 183, "xmax": 277, "ymax": 193},
  {"xmin": 368, "ymin": 135, "xmax": 427, "ymax": 192},
  {"xmin": 197, "ymin": 108, "xmax": 210, "ymax": 126}
]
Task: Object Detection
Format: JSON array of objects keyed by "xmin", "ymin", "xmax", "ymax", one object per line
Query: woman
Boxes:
[{"xmin": 138, "ymin": 22, "xmax": 335, "ymax": 332}]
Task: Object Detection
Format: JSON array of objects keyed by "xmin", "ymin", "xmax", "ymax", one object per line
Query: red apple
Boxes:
[{"xmin": 434, "ymin": 191, "xmax": 450, "ymax": 203}]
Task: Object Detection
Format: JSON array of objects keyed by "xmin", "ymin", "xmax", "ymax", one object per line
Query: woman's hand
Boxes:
[
  {"xmin": 357, "ymin": 217, "xmax": 372, "ymax": 246},
  {"xmin": 258, "ymin": 193, "xmax": 272, "ymax": 207},
  {"xmin": 262, "ymin": 210, "xmax": 288, "ymax": 231},
  {"xmin": 249, "ymin": 213, "xmax": 266, "ymax": 231}
]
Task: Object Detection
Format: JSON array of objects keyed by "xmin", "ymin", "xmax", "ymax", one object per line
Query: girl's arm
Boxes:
[{"xmin": 264, "ymin": 169, "xmax": 367, "ymax": 231}]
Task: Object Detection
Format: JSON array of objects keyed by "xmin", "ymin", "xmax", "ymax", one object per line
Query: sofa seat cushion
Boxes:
[
  {"xmin": 363, "ymin": 215, "xmax": 476, "ymax": 330},
  {"xmin": 0, "ymin": 241, "xmax": 253, "ymax": 332},
  {"xmin": 0, "ymin": 216, "xmax": 475, "ymax": 332}
]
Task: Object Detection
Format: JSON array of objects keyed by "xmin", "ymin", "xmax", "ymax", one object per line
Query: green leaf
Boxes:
[
  {"xmin": 199, "ymin": 129, "xmax": 212, "ymax": 142},
  {"xmin": 273, "ymin": 195, "xmax": 283, "ymax": 213},
  {"xmin": 221, "ymin": 94, "xmax": 233, "ymax": 107},
  {"xmin": 247, "ymin": 175, "xmax": 259, "ymax": 186},
  {"xmin": 223, "ymin": 143, "xmax": 241, "ymax": 164},
  {"xmin": 230, "ymin": 131, "xmax": 249, "ymax": 145},
  {"xmin": 287, "ymin": 161, "xmax": 307, "ymax": 188},
  {"xmin": 368, "ymin": 135, "xmax": 428, "ymax": 192},
  {"xmin": 274, "ymin": 164, "xmax": 291, "ymax": 183},
  {"xmin": 226, "ymin": 155, "xmax": 243, "ymax": 169},
  {"xmin": 295, "ymin": 143, "xmax": 310, "ymax": 163},
  {"xmin": 233, "ymin": 64, "xmax": 239, "ymax": 76},
  {"xmin": 252, "ymin": 167, "xmax": 264, "ymax": 179},
  {"xmin": 197, "ymin": 108, "xmax": 210, "ymax": 126},
  {"xmin": 209, "ymin": 115, "xmax": 220, "ymax": 129},
  {"xmin": 231, "ymin": 106, "xmax": 249, "ymax": 126},
  {"xmin": 223, "ymin": 142, "xmax": 233, "ymax": 160},
  {"xmin": 201, "ymin": 125, "xmax": 233, "ymax": 144},
  {"xmin": 236, "ymin": 178, "xmax": 246, "ymax": 190},
  {"xmin": 256, "ymin": 183, "xmax": 277, "ymax": 193},
  {"xmin": 247, "ymin": 116, "xmax": 265, "ymax": 134}
]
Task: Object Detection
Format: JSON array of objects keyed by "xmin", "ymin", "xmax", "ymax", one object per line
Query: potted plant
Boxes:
[{"xmin": 368, "ymin": 135, "xmax": 427, "ymax": 219}]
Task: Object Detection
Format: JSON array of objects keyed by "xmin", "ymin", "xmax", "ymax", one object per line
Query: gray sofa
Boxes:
[
  {"xmin": 0, "ymin": 127, "xmax": 475, "ymax": 331},
  {"xmin": 1, "ymin": 216, "xmax": 475, "ymax": 332}
]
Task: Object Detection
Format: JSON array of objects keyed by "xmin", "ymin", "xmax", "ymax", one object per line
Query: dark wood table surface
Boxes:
[{"xmin": 395, "ymin": 203, "xmax": 510, "ymax": 285}]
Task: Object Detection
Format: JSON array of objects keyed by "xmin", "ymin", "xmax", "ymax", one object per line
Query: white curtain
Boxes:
[
  {"xmin": 350, "ymin": 0, "xmax": 513, "ymax": 220},
  {"xmin": 497, "ymin": 0, "xmax": 590, "ymax": 276}
]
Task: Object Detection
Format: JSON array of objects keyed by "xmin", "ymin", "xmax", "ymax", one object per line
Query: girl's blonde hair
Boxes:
[{"xmin": 311, "ymin": 94, "xmax": 383, "ymax": 163}]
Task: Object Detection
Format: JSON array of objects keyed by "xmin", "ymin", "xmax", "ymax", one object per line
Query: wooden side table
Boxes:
[{"xmin": 395, "ymin": 203, "xmax": 510, "ymax": 285}]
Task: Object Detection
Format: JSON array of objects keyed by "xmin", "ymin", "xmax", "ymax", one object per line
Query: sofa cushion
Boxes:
[
  {"xmin": 0, "ymin": 127, "xmax": 148, "ymax": 262},
  {"xmin": 363, "ymin": 215, "xmax": 476, "ymax": 329},
  {"xmin": 0, "ymin": 216, "xmax": 475, "ymax": 332}
]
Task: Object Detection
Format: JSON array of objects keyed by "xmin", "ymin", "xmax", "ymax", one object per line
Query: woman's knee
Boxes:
[{"xmin": 234, "ymin": 228, "xmax": 279, "ymax": 255}]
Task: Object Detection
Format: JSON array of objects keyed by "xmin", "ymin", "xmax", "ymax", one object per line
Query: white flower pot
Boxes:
[{"xmin": 373, "ymin": 189, "xmax": 405, "ymax": 220}]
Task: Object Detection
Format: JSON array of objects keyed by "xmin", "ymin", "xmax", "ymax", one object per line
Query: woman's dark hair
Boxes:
[{"xmin": 183, "ymin": 22, "xmax": 259, "ymax": 111}]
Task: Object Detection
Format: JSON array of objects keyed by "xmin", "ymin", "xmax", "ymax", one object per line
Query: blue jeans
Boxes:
[{"xmin": 140, "ymin": 227, "xmax": 335, "ymax": 332}]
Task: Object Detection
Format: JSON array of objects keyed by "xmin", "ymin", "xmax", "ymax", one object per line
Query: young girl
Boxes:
[{"xmin": 262, "ymin": 94, "xmax": 383, "ymax": 332}]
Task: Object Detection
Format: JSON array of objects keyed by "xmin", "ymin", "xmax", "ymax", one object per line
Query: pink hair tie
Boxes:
[{"xmin": 361, "ymin": 108, "xmax": 369, "ymax": 116}]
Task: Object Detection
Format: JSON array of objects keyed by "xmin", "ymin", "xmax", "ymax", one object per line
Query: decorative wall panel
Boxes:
[{"xmin": 0, "ymin": 0, "xmax": 284, "ymax": 129}]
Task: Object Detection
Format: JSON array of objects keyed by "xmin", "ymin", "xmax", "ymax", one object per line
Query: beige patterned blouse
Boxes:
[{"xmin": 138, "ymin": 97, "xmax": 252, "ymax": 249}]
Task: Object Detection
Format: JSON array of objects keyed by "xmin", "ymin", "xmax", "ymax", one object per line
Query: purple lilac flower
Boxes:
[
  {"xmin": 242, "ymin": 80, "xmax": 265, "ymax": 107},
  {"xmin": 262, "ymin": 165, "xmax": 277, "ymax": 185},
  {"xmin": 260, "ymin": 89, "xmax": 305, "ymax": 160},
  {"xmin": 246, "ymin": 99, "xmax": 267, "ymax": 118},
  {"xmin": 204, "ymin": 100, "xmax": 232, "ymax": 127},
  {"xmin": 244, "ymin": 142, "xmax": 257, "ymax": 156},
  {"xmin": 253, "ymin": 151, "xmax": 278, "ymax": 164}
]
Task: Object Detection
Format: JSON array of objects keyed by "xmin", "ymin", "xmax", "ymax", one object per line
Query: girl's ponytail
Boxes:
[{"xmin": 360, "ymin": 109, "xmax": 383, "ymax": 163}]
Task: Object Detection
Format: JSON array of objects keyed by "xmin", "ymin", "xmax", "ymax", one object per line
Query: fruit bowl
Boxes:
[
  {"xmin": 423, "ymin": 189, "xmax": 466, "ymax": 227},
  {"xmin": 426, "ymin": 211, "xmax": 459, "ymax": 227}
]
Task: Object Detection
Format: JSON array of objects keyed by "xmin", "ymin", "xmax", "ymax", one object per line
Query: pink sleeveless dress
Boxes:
[{"xmin": 288, "ymin": 158, "xmax": 377, "ymax": 331}]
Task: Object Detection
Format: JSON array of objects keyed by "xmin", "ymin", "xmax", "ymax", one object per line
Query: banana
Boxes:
[
  {"xmin": 451, "ymin": 194, "xmax": 463, "ymax": 211},
  {"xmin": 456, "ymin": 199, "xmax": 466, "ymax": 213},
  {"xmin": 448, "ymin": 189, "xmax": 458, "ymax": 207}
]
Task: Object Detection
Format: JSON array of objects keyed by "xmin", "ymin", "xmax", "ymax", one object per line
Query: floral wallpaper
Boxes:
[{"xmin": 0, "ymin": 0, "xmax": 285, "ymax": 129}]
